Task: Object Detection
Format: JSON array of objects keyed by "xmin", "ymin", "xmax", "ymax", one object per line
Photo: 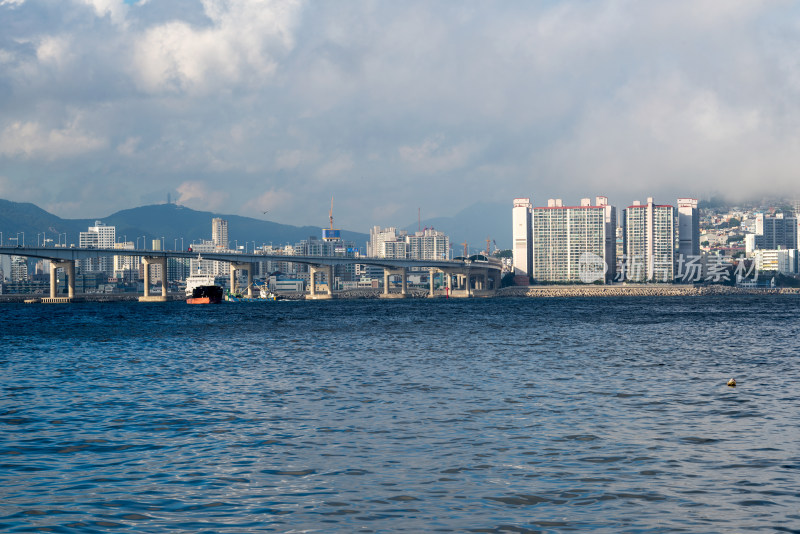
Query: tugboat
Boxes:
[
  {"xmin": 187, "ymin": 284, "xmax": 224, "ymax": 304},
  {"xmin": 225, "ymin": 284, "xmax": 278, "ymax": 302}
]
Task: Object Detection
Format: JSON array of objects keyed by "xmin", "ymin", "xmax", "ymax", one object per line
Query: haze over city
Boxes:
[{"xmin": 2, "ymin": 0, "xmax": 800, "ymax": 231}]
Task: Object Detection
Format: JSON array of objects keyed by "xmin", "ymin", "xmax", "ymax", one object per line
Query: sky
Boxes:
[{"xmin": 1, "ymin": 0, "xmax": 800, "ymax": 232}]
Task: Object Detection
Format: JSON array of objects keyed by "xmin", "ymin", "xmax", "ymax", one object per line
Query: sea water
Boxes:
[{"xmin": 1, "ymin": 296, "xmax": 799, "ymax": 532}]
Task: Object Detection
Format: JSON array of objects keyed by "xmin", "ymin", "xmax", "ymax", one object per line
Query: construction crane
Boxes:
[
  {"xmin": 329, "ymin": 196, "xmax": 334, "ymax": 230},
  {"xmin": 486, "ymin": 237, "xmax": 491, "ymax": 256},
  {"xmin": 462, "ymin": 242, "xmax": 468, "ymax": 257}
]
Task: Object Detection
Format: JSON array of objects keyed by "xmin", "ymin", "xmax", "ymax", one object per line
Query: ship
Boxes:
[
  {"xmin": 225, "ymin": 285, "xmax": 279, "ymax": 302},
  {"xmin": 185, "ymin": 274, "xmax": 223, "ymax": 304},
  {"xmin": 187, "ymin": 284, "xmax": 224, "ymax": 304}
]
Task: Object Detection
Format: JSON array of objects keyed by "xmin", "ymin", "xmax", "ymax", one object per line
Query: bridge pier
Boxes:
[
  {"xmin": 381, "ymin": 267, "xmax": 407, "ymax": 298},
  {"xmin": 139, "ymin": 256, "xmax": 168, "ymax": 302},
  {"xmin": 230, "ymin": 262, "xmax": 254, "ymax": 298},
  {"xmin": 307, "ymin": 264, "xmax": 333, "ymax": 299},
  {"xmin": 43, "ymin": 260, "xmax": 75, "ymax": 303}
]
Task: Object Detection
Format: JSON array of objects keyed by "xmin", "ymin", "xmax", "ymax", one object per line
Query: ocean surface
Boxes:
[{"xmin": 1, "ymin": 296, "xmax": 799, "ymax": 533}]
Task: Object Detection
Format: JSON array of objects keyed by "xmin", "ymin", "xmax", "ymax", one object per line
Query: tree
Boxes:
[
  {"xmin": 501, "ymin": 272, "xmax": 516, "ymax": 287},
  {"xmin": 728, "ymin": 217, "xmax": 741, "ymax": 227},
  {"xmin": 493, "ymin": 249, "xmax": 512, "ymax": 259}
]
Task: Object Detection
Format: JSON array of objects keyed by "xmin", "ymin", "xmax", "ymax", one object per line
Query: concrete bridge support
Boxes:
[
  {"xmin": 381, "ymin": 267, "xmax": 407, "ymax": 298},
  {"xmin": 445, "ymin": 269, "xmax": 471, "ymax": 298},
  {"xmin": 308, "ymin": 264, "xmax": 333, "ymax": 299},
  {"xmin": 139, "ymin": 257, "xmax": 168, "ymax": 302},
  {"xmin": 44, "ymin": 260, "xmax": 75, "ymax": 302},
  {"xmin": 230, "ymin": 262, "xmax": 254, "ymax": 297}
]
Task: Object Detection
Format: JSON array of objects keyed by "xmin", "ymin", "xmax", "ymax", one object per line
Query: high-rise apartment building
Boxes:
[
  {"xmin": 512, "ymin": 198, "xmax": 533, "ymax": 279},
  {"xmin": 368, "ymin": 226, "xmax": 408, "ymax": 258},
  {"xmin": 79, "ymin": 221, "xmax": 116, "ymax": 273},
  {"xmin": 367, "ymin": 226, "xmax": 448, "ymax": 260},
  {"xmin": 113, "ymin": 242, "xmax": 139, "ymax": 279},
  {"xmin": 212, "ymin": 218, "xmax": 228, "ymax": 249},
  {"xmin": 10, "ymin": 255, "xmax": 28, "ymax": 282},
  {"xmin": 677, "ymin": 198, "xmax": 700, "ymax": 258},
  {"xmin": 622, "ymin": 198, "xmax": 675, "ymax": 282},
  {"xmin": 530, "ymin": 197, "xmax": 616, "ymax": 283},
  {"xmin": 751, "ymin": 213, "xmax": 798, "ymax": 251},
  {"xmin": 406, "ymin": 228, "xmax": 449, "ymax": 260}
]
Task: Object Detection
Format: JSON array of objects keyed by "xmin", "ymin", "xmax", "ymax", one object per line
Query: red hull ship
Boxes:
[{"xmin": 186, "ymin": 285, "xmax": 223, "ymax": 304}]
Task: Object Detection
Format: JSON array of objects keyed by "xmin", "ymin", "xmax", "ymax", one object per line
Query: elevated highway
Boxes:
[{"xmin": 0, "ymin": 246, "xmax": 502, "ymax": 302}]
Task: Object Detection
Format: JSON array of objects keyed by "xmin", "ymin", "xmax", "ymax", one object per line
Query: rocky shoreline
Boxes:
[
  {"xmin": 3, "ymin": 285, "xmax": 798, "ymax": 303},
  {"xmin": 497, "ymin": 285, "xmax": 800, "ymax": 298}
]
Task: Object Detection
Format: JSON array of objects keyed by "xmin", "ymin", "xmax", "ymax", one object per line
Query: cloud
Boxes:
[
  {"xmin": 275, "ymin": 148, "xmax": 317, "ymax": 170},
  {"xmin": 80, "ymin": 0, "xmax": 129, "ymax": 26},
  {"xmin": 3, "ymin": 0, "xmax": 800, "ymax": 225},
  {"xmin": 131, "ymin": 0, "xmax": 302, "ymax": 94},
  {"xmin": 116, "ymin": 136, "xmax": 141, "ymax": 156},
  {"xmin": 399, "ymin": 135, "xmax": 480, "ymax": 174},
  {"xmin": 176, "ymin": 180, "xmax": 228, "ymax": 211},
  {"xmin": 0, "ymin": 120, "xmax": 107, "ymax": 159},
  {"xmin": 315, "ymin": 153, "xmax": 353, "ymax": 180},
  {"xmin": 242, "ymin": 188, "xmax": 293, "ymax": 216}
]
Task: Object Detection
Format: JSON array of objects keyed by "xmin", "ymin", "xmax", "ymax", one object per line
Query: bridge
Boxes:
[{"xmin": 0, "ymin": 246, "xmax": 503, "ymax": 302}]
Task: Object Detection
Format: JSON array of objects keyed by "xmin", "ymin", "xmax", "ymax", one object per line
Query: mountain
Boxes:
[
  {"xmin": 0, "ymin": 200, "xmax": 369, "ymax": 249},
  {"xmin": 403, "ymin": 201, "xmax": 510, "ymax": 254}
]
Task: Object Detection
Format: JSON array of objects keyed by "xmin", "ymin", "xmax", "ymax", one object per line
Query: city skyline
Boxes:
[{"xmin": 3, "ymin": 1, "xmax": 800, "ymax": 231}]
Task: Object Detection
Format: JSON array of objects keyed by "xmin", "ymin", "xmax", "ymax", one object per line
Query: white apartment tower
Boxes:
[
  {"xmin": 368, "ymin": 226, "xmax": 407, "ymax": 258},
  {"xmin": 212, "ymin": 218, "xmax": 228, "ymax": 249},
  {"xmin": 623, "ymin": 198, "xmax": 675, "ymax": 282},
  {"xmin": 113, "ymin": 242, "xmax": 139, "ymax": 279},
  {"xmin": 10, "ymin": 255, "xmax": 28, "ymax": 282},
  {"xmin": 407, "ymin": 228, "xmax": 449, "ymax": 260},
  {"xmin": 512, "ymin": 198, "xmax": 533, "ymax": 279},
  {"xmin": 79, "ymin": 221, "xmax": 116, "ymax": 273},
  {"xmin": 677, "ymin": 198, "xmax": 700, "ymax": 258},
  {"xmin": 530, "ymin": 197, "xmax": 616, "ymax": 283}
]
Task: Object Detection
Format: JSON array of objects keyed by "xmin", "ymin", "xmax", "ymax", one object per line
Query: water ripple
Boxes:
[{"xmin": 1, "ymin": 296, "xmax": 799, "ymax": 532}]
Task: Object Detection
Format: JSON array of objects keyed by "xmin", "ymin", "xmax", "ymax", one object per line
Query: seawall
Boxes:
[{"xmin": 497, "ymin": 285, "xmax": 800, "ymax": 298}]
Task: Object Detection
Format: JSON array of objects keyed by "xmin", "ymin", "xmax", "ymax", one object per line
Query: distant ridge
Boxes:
[{"xmin": 0, "ymin": 199, "xmax": 369, "ymax": 249}]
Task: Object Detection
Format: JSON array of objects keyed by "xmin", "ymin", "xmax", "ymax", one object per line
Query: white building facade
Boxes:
[
  {"xmin": 677, "ymin": 198, "xmax": 700, "ymax": 258},
  {"xmin": 623, "ymin": 198, "xmax": 675, "ymax": 282},
  {"xmin": 530, "ymin": 197, "xmax": 616, "ymax": 283},
  {"xmin": 512, "ymin": 198, "xmax": 533, "ymax": 279},
  {"xmin": 212, "ymin": 218, "xmax": 228, "ymax": 249},
  {"xmin": 79, "ymin": 221, "xmax": 116, "ymax": 273}
]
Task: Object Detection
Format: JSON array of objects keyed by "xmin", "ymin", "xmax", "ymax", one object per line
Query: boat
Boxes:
[
  {"xmin": 225, "ymin": 285, "xmax": 279, "ymax": 302},
  {"xmin": 187, "ymin": 285, "xmax": 224, "ymax": 304}
]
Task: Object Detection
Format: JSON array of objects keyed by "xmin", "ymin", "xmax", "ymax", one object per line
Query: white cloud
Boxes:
[
  {"xmin": 242, "ymin": 188, "xmax": 293, "ymax": 215},
  {"xmin": 0, "ymin": 120, "xmax": 107, "ymax": 159},
  {"xmin": 315, "ymin": 153, "xmax": 353, "ymax": 180},
  {"xmin": 176, "ymin": 180, "xmax": 228, "ymax": 211},
  {"xmin": 3, "ymin": 1, "xmax": 800, "ymax": 226},
  {"xmin": 275, "ymin": 148, "xmax": 317, "ymax": 170},
  {"xmin": 116, "ymin": 136, "xmax": 141, "ymax": 156},
  {"xmin": 80, "ymin": 0, "xmax": 128, "ymax": 26},
  {"xmin": 131, "ymin": 0, "xmax": 302, "ymax": 94},
  {"xmin": 399, "ymin": 135, "xmax": 480, "ymax": 174},
  {"xmin": 36, "ymin": 36, "xmax": 74, "ymax": 68}
]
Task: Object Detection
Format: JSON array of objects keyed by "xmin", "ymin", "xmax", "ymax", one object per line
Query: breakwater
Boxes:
[
  {"xmin": 498, "ymin": 284, "xmax": 800, "ymax": 298},
  {"xmin": 3, "ymin": 286, "xmax": 799, "ymax": 303}
]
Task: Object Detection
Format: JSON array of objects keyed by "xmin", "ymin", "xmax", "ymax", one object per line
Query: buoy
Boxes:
[{"xmin": 727, "ymin": 378, "xmax": 736, "ymax": 387}]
